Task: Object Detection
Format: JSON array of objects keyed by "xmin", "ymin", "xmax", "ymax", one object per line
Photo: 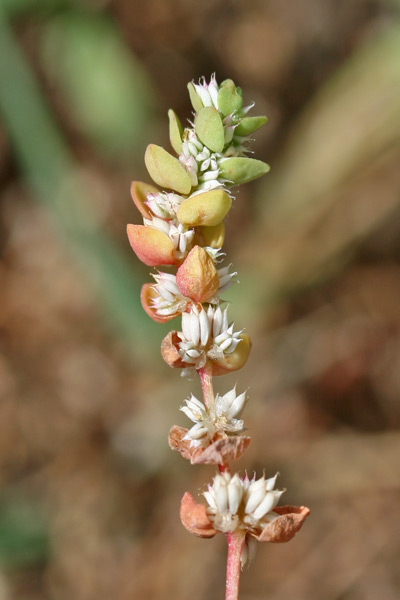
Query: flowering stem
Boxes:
[
  {"xmin": 225, "ymin": 530, "xmax": 246, "ymax": 600},
  {"xmin": 198, "ymin": 361, "xmax": 214, "ymax": 410}
]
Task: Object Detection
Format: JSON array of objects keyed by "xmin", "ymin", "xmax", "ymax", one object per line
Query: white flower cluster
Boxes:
[
  {"xmin": 145, "ymin": 191, "xmax": 184, "ymax": 219},
  {"xmin": 150, "ymin": 267, "xmax": 236, "ymax": 319},
  {"xmin": 180, "ymin": 386, "xmax": 247, "ymax": 447},
  {"xmin": 178, "ymin": 305, "xmax": 242, "ymax": 368},
  {"xmin": 143, "ymin": 216, "xmax": 195, "ymax": 260},
  {"xmin": 179, "ymin": 129, "xmax": 224, "ymax": 192},
  {"xmin": 204, "ymin": 472, "xmax": 284, "ymax": 535},
  {"xmin": 179, "ymin": 75, "xmax": 255, "ymax": 192}
]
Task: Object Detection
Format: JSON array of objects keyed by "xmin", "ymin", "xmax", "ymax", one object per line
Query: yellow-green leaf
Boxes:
[
  {"xmin": 168, "ymin": 109, "xmax": 183, "ymax": 154},
  {"xmin": 195, "ymin": 107, "xmax": 224, "ymax": 153},
  {"xmin": 144, "ymin": 144, "xmax": 192, "ymax": 194}
]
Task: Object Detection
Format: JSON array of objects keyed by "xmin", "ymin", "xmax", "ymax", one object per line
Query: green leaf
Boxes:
[
  {"xmin": 217, "ymin": 79, "xmax": 243, "ymax": 117},
  {"xmin": 145, "ymin": 144, "xmax": 192, "ymax": 194},
  {"xmin": 187, "ymin": 82, "xmax": 204, "ymax": 113},
  {"xmin": 219, "ymin": 157, "xmax": 270, "ymax": 185},
  {"xmin": 235, "ymin": 116, "xmax": 268, "ymax": 136},
  {"xmin": 168, "ymin": 109, "xmax": 183, "ymax": 154},
  {"xmin": 195, "ymin": 107, "xmax": 225, "ymax": 153}
]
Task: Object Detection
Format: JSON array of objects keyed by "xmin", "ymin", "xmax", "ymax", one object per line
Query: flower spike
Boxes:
[{"xmin": 127, "ymin": 75, "xmax": 309, "ymax": 599}]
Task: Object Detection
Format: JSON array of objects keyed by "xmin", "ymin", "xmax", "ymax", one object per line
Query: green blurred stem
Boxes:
[{"xmin": 0, "ymin": 13, "xmax": 158, "ymax": 358}]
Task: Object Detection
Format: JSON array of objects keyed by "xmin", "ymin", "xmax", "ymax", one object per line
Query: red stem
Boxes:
[{"xmin": 225, "ymin": 530, "xmax": 246, "ymax": 600}]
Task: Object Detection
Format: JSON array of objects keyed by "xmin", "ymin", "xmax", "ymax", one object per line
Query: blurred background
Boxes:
[{"xmin": 1, "ymin": 0, "xmax": 400, "ymax": 598}]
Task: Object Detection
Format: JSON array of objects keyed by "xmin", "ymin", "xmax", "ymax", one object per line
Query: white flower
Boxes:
[
  {"xmin": 146, "ymin": 191, "xmax": 184, "ymax": 219},
  {"xmin": 179, "ymin": 129, "xmax": 224, "ymax": 191},
  {"xmin": 203, "ymin": 472, "xmax": 284, "ymax": 535},
  {"xmin": 180, "ymin": 394, "xmax": 214, "ymax": 448},
  {"xmin": 242, "ymin": 473, "xmax": 284, "ymax": 531},
  {"xmin": 143, "ymin": 217, "xmax": 195, "ymax": 260},
  {"xmin": 193, "ymin": 74, "xmax": 220, "ymax": 110},
  {"xmin": 180, "ymin": 386, "xmax": 247, "ymax": 447},
  {"xmin": 150, "ymin": 272, "xmax": 188, "ymax": 317},
  {"xmin": 204, "ymin": 472, "xmax": 242, "ymax": 533},
  {"xmin": 177, "ymin": 305, "xmax": 242, "ymax": 368},
  {"xmin": 214, "ymin": 387, "xmax": 247, "ymax": 433}
]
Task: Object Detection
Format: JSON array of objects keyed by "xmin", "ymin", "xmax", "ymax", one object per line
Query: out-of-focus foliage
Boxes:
[
  {"xmin": 40, "ymin": 13, "xmax": 153, "ymax": 160},
  {"xmin": 1, "ymin": 1, "xmax": 400, "ymax": 599}
]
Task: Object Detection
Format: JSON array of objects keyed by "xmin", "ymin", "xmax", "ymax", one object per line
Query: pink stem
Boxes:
[
  {"xmin": 198, "ymin": 361, "xmax": 214, "ymax": 410},
  {"xmin": 225, "ymin": 530, "xmax": 246, "ymax": 600}
]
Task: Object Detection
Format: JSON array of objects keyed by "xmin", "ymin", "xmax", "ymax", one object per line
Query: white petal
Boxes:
[
  {"xmin": 244, "ymin": 477, "xmax": 266, "ymax": 514},
  {"xmin": 190, "ymin": 311, "xmax": 200, "ymax": 346},
  {"xmin": 214, "ymin": 476, "xmax": 228, "ymax": 513},
  {"xmin": 252, "ymin": 490, "xmax": 284, "ymax": 521},
  {"xmin": 213, "ymin": 307, "xmax": 223, "ymax": 337},
  {"xmin": 228, "ymin": 474, "xmax": 243, "ymax": 514},
  {"xmin": 180, "ymin": 405, "xmax": 199, "ymax": 423},
  {"xmin": 227, "ymin": 391, "xmax": 246, "ymax": 419},
  {"xmin": 181, "ymin": 313, "xmax": 191, "ymax": 340},
  {"xmin": 265, "ymin": 473, "xmax": 279, "ymax": 492},
  {"xmin": 199, "ymin": 309, "xmax": 211, "ymax": 347},
  {"xmin": 203, "ymin": 489, "xmax": 217, "ymax": 511}
]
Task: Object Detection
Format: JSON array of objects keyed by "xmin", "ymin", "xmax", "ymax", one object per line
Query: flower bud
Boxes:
[
  {"xmin": 127, "ymin": 224, "xmax": 175, "ymax": 266},
  {"xmin": 176, "ymin": 246, "xmax": 219, "ymax": 303},
  {"xmin": 195, "ymin": 107, "xmax": 225, "ymax": 153},
  {"xmin": 168, "ymin": 109, "xmax": 183, "ymax": 154},
  {"xmin": 177, "ymin": 190, "xmax": 231, "ymax": 228},
  {"xmin": 219, "ymin": 157, "xmax": 270, "ymax": 185},
  {"xmin": 212, "ymin": 333, "xmax": 251, "ymax": 376},
  {"xmin": 130, "ymin": 181, "xmax": 159, "ymax": 219},
  {"xmin": 217, "ymin": 79, "xmax": 243, "ymax": 117},
  {"xmin": 145, "ymin": 144, "xmax": 192, "ymax": 194},
  {"xmin": 194, "ymin": 222, "xmax": 225, "ymax": 248}
]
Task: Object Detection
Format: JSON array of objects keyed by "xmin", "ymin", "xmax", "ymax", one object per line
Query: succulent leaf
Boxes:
[
  {"xmin": 219, "ymin": 157, "xmax": 270, "ymax": 185},
  {"xmin": 145, "ymin": 144, "xmax": 192, "ymax": 194},
  {"xmin": 177, "ymin": 190, "xmax": 231, "ymax": 227},
  {"xmin": 168, "ymin": 109, "xmax": 183, "ymax": 154},
  {"xmin": 195, "ymin": 107, "xmax": 225, "ymax": 153},
  {"xmin": 187, "ymin": 82, "xmax": 204, "ymax": 113},
  {"xmin": 235, "ymin": 116, "xmax": 268, "ymax": 136},
  {"xmin": 217, "ymin": 79, "xmax": 243, "ymax": 117},
  {"xmin": 127, "ymin": 224, "xmax": 176, "ymax": 266},
  {"xmin": 130, "ymin": 180, "xmax": 159, "ymax": 219}
]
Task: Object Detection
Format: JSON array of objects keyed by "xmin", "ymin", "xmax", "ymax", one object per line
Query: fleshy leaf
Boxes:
[
  {"xmin": 235, "ymin": 116, "xmax": 268, "ymax": 136},
  {"xmin": 217, "ymin": 79, "xmax": 243, "ymax": 117},
  {"xmin": 176, "ymin": 245, "xmax": 219, "ymax": 302},
  {"xmin": 187, "ymin": 82, "xmax": 204, "ymax": 113},
  {"xmin": 212, "ymin": 333, "xmax": 251, "ymax": 375},
  {"xmin": 194, "ymin": 222, "xmax": 225, "ymax": 248},
  {"xmin": 145, "ymin": 144, "xmax": 192, "ymax": 194},
  {"xmin": 130, "ymin": 180, "xmax": 159, "ymax": 219},
  {"xmin": 219, "ymin": 157, "xmax": 270, "ymax": 185},
  {"xmin": 127, "ymin": 224, "xmax": 175, "ymax": 266},
  {"xmin": 177, "ymin": 189, "xmax": 232, "ymax": 227},
  {"xmin": 195, "ymin": 107, "xmax": 225, "ymax": 153},
  {"xmin": 168, "ymin": 109, "xmax": 183, "ymax": 154}
]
